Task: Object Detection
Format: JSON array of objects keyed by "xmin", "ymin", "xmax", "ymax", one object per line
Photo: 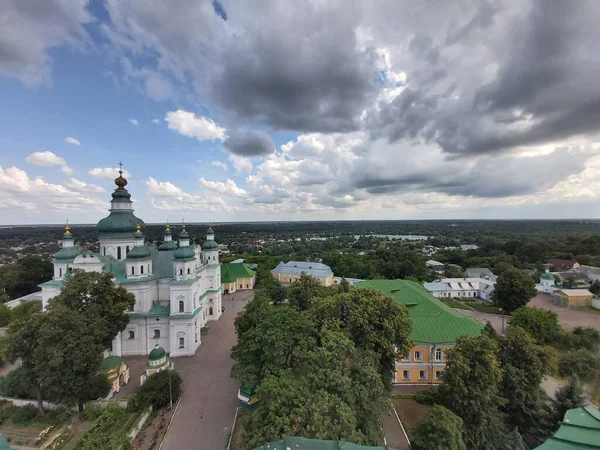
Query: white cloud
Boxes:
[
  {"xmin": 0, "ymin": 166, "xmax": 105, "ymax": 213},
  {"xmin": 25, "ymin": 151, "xmax": 73, "ymax": 175},
  {"xmin": 65, "ymin": 136, "xmax": 81, "ymax": 146},
  {"xmin": 129, "ymin": 118, "xmax": 140, "ymax": 126},
  {"xmin": 151, "ymin": 119, "xmax": 161, "ymax": 124},
  {"xmin": 211, "ymin": 160, "xmax": 228, "ymax": 171},
  {"xmin": 88, "ymin": 167, "xmax": 132, "ymax": 179},
  {"xmin": 66, "ymin": 178, "xmax": 105, "ymax": 193},
  {"xmin": 228, "ymin": 154, "xmax": 253, "ymax": 173},
  {"xmin": 145, "ymin": 177, "xmax": 229, "ymax": 212},
  {"xmin": 199, "ymin": 177, "xmax": 248, "ymax": 197},
  {"xmin": 25, "ymin": 151, "xmax": 66, "ymax": 167},
  {"xmin": 145, "ymin": 74, "xmax": 173, "ymax": 101},
  {"xmin": 165, "ymin": 110, "xmax": 226, "ymax": 141},
  {"xmin": 0, "ymin": 198, "xmax": 36, "ymax": 210}
]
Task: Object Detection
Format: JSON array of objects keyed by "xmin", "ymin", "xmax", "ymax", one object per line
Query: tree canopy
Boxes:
[
  {"xmin": 412, "ymin": 405, "xmax": 466, "ymax": 450},
  {"xmin": 492, "ymin": 268, "xmax": 536, "ymax": 314},
  {"xmin": 509, "ymin": 307, "xmax": 562, "ymax": 344}
]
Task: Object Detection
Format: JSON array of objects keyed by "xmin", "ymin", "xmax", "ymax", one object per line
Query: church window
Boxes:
[
  {"xmin": 195, "ymin": 332, "xmax": 198, "ymax": 343},
  {"xmin": 128, "ymin": 330, "xmax": 135, "ymax": 339},
  {"xmin": 148, "ymin": 264, "xmax": 150, "ymax": 273},
  {"xmin": 179, "ymin": 268, "xmax": 183, "ymax": 275},
  {"xmin": 126, "ymin": 246, "xmax": 130, "ymax": 254},
  {"xmin": 103, "ymin": 247, "xmax": 106, "ymax": 256},
  {"xmin": 187, "ymin": 268, "xmax": 191, "ymax": 274},
  {"xmin": 131, "ymin": 266, "xmax": 135, "ymax": 275},
  {"xmin": 179, "ymin": 337, "xmax": 185, "ymax": 348},
  {"xmin": 59, "ymin": 268, "xmax": 62, "ymax": 277},
  {"xmin": 117, "ymin": 247, "xmax": 122, "ymax": 260},
  {"xmin": 209, "ymin": 306, "xmax": 213, "ymax": 315},
  {"xmin": 153, "ymin": 329, "xmax": 160, "ymax": 339},
  {"xmin": 141, "ymin": 265, "xmax": 144, "ymax": 274},
  {"xmin": 179, "ymin": 301, "xmax": 184, "ymax": 313}
]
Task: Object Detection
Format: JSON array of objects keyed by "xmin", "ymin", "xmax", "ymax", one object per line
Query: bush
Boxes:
[
  {"xmin": 562, "ymin": 327, "xmax": 600, "ymax": 351},
  {"xmin": 9, "ymin": 405, "xmax": 40, "ymax": 425},
  {"xmin": 127, "ymin": 370, "xmax": 182, "ymax": 412},
  {"xmin": 82, "ymin": 403, "xmax": 103, "ymax": 421},
  {"xmin": 414, "ymin": 388, "xmax": 440, "ymax": 405},
  {"xmin": 0, "ymin": 367, "xmax": 37, "ymax": 399},
  {"xmin": 558, "ymin": 349, "xmax": 600, "ymax": 381},
  {"xmin": 510, "ymin": 307, "xmax": 563, "ymax": 344}
]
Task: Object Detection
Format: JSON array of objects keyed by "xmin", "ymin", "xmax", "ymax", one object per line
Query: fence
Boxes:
[
  {"xmin": 0, "ymin": 396, "xmax": 57, "ymax": 410},
  {"xmin": 129, "ymin": 407, "xmax": 153, "ymax": 440}
]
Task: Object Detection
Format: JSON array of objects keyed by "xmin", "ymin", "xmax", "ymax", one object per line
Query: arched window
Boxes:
[
  {"xmin": 131, "ymin": 266, "xmax": 135, "ymax": 275},
  {"xmin": 141, "ymin": 265, "xmax": 144, "ymax": 274},
  {"xmin": 209, "ymin": 306, "xmax": 213, "ymax": 315},
  {"xmin": 435, "ymin": 348, "xmax": 443, "ymax": 361},
  {"xmin": 126, "ymin": 246, "xmax": 130, "ymax": 254},
  {"xmin": 179, "ymin": 300, "xmax": 184, "ymax": 313},
  {"xmin": 59, "ymin": 268, "xmax": 62, "ymax": 277},
  {"xmin": 187, "ymin": 268, "xmax": 191, "ymax": 274},
  {"xmin": 179, "ymin": 268, "xmax": 183, "ymax": 275},
  {"xmin": 179, "ymin": 337, "xmax": 185, "ymax": 348},
  {"xmin": 103, "ymin": 247, "xmax": 106, "ymax": 256},
  {"xmin": 153, "ymin": 329, "xmax": 160, "ymax": 338},
  {"xmin": 128, "ymin": 330, "xmax": 135, "ymax": 339},
  {"xmin": 117, "ymin": 247, "xmax": 122, "ymax": 260}
]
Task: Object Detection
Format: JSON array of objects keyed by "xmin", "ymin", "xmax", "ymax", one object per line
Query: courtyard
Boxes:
[
  {"xmin": 159, "ymin": 290, "xmax": 253, "ymax": 450},
  {"xmin": 529, "ymin": 293, "xmax": 600, "ymax": 331}
]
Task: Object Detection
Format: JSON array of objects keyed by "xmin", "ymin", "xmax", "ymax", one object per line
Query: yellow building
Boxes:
[
  {"xmin": 358, "ymin": 280, "xmax": 483, "ymax": 385},
  {"xmin": 100, "ymin": 355, "xmax": 130, "ymax": 394},
  {"xmin": 221, "ymin": 263, "xmax": 256, "ymax": 294},
  {"xmin": 555, "ymin": 289, "xmax": 593, "ymax": 309},
  {"xmin": 272, "ymin": 261, "xmax": 334, "ymax": 286}
]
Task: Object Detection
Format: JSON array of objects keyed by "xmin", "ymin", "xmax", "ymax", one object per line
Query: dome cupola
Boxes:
[
  {"xmin": 158, "ymin": 224, "xmax": 177, "ymax": 251},
  {"xmin": 201, "ymin": 225, "xmax": 219, "ymax": 250},
  {"xmin": 173, "ymin": 225, "xmax": 195, "ymax": 261},
  {"xmin": 126, "ymin": 224, "xmax": 151, "ymax": 259}
]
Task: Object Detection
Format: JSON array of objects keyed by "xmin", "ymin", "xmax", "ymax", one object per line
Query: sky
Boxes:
[{"xmin": 1, "ymin": 0, "xmax": 600, "ymax": 225}]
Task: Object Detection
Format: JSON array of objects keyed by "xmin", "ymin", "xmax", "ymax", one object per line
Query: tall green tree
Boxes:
[
  {"xmin": 498, "ymin": 327, "xmax": 554, "ymax": 446},
  {"xmin": 289, "ymin": 273, "xmax": 325, "ymax": 310},
  {"xmin": 551, "ymin": 375, "xmax": 585, "ymax": 426},
  {"xmin": 48, "ymin": 271, "xmax": 135, "ymax": 349},
  {"xmin": 443, "ymin": 335, "xmax": 508, "ymax": 450},
  {"xmin": 493, "ymin": 268, "xmax": 536, "ymax": 313},
  {"xmin": 411, "ymin": 405, "xmax": 466, "ymax": 450},
  {"xmin": 338, "ymin": 277, "xmax": 350, "ymax": 293},
  {"xmin": 234, "ymin": 290, "xmax": 271, "ymax": 337},
  {"xmin": 509, "ymin": 307, "xmax": 562, "ymax": 344}
]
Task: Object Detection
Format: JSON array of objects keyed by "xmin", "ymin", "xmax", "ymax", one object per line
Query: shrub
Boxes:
[
  {"xmin": 558, "ymin": 349, "xmax": 600, "ymax": 381},
  {"xmin": 82, "ymin": 403, "xmax": 103, "ymax": 421},
  {"xmin": 562, "ymin": 327, "xmax": 600, "ymax": 351},
  {"xmin": 127, "ymin": 370, "xmax": 182, "ymax": 412},
  {"xmin": 0, "ymin": 367, "xmax": 37, "ymax": 399},
  {"xmin": 509, "ymin": 307, "xmax": 563, "ymax": 344},
  {"xmin": 10, "ymin": 405, "xmax": 40, "ymax": 425},
  {"xmin": 414, "ymin": 388, "xmax": 440, "ymax": 405}
]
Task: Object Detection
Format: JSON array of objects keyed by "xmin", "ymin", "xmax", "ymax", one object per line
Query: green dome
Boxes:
[
  {"xmin": 158, "ymin": 241, "xmax": 177, "ymax": 251},
  {"xmin": 54, "ymin": 246, "xmax": 81, "ymax": 261},
  {"xmin": 540, "ymin": 273, "xmax": 554, "ymax": 281},
  {"xmin": 202, "ymin": 239, "xmax": 219, "ymax": 250},
  {"xmin": 98, "ymin": 211, "xmax": 146, "ymax": 239},
  {"xmin": 149, "ymin": 346, "xmax": 166, "ymax": 361},
  {"xmin": 127, "ymin": 245, "xmax": 152, "ymax": 259},
  {"xmin": 100, "ymin": 355, "xmax": 125, "ymax": 371},
  {"xmin": 173, "ymin": 245, "xmax": 196, "ymax": 261}
]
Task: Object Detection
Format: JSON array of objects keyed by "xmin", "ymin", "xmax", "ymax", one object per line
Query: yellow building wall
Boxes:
[
  {"xmin": 556, "ymin": 293, "xmax": 593, "ymax": 308},
  {"xmin": 236, "ymin": 276, "xmax": 254, "ymax": 290},
  {"xmin": 223, "ymin": 281, "xmax": 237, "ymax": 294},
  {"xmin": 273, "ymin": 272, "xmax": 331, "ymax": 286},
  {"xmin": 394, "ymin": 344, "xmax": 454, "ymax": 385}
]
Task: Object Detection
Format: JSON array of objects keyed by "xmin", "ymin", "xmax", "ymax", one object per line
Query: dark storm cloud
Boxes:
[
  {"xmin": 350, "ymin": 148, "xmax": 589, "ymax": 199},
  {"xmin": 370, "ymin": 0, "xmax": 600, "ymax": 156},
  {"xmin": 210, "ymin": 8, "xmax": 377, "ymax": 133},
  {"xmin": 223, "ymin": 129, "xmax": 275, "ymax": 157}
]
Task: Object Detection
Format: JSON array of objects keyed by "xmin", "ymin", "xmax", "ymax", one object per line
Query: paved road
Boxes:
[{"xmin": 161, "ymin": 290, "xmax": 253, "ymax": 450}]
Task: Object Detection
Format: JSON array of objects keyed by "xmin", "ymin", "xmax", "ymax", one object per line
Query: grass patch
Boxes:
[
  {"xmin": 440, "ymin": 298, "xmax": 473, "ymax": 310},
  {"xmin": 470, "ymin": 303, "xmax": 503, "ymax": 314},
  {"xmin": 391, "ymin": 398, "xmax": 432, "ymax": 438},
  {"xmin": 229, "ymin": 409, "xmax": 249, "ymax": 450}
]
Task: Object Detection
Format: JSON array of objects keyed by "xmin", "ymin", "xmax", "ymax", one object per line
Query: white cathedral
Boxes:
[{"xmin": 40, "ymin": 170, "xmax": 223, "ymax": 357}]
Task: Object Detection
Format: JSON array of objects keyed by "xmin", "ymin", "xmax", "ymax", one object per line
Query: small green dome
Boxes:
[
  {"xmin": 202, "ymin": 240, "xmax": 219, "ymax": 250},
  {"xmin": 54, "ymin": 246, "xmax": 81, "ymax": 261},
  {"xmin": 149, "ymin": 346, "xmax": 166, "ymax": 361},
  {"xmin": 173, "ymin": 245, "xmax": 196, "ymax": 261},
  {"xmin": 100, "ymin": 355, "xmax": 125, "ymax": 371},
  {"xmin": 127, "ymin": 245, "xmax": 152, "ymax": 259},
  {"xmin": 158, "ymin": 241, "xmax": 178, "ymax": 251},
  {"xmin": 540, "ymin": 273, "xmax": 554, "ymax": 281}
]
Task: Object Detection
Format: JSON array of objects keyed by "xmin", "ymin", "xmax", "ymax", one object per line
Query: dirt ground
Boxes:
[
  {"xmin": 528, "ymin": 294, "xmax": 600, "ymax": 331},
  {"xmin": 391, "ymin": 398, "xmax": 431, "ymax": 434}
]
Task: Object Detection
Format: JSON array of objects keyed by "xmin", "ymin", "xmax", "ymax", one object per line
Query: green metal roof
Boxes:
[
  {"xmin": 540, "ymin": 273, "xmax": 555, "ymax": 280},
  {"xmin": 54, "ymin": 246, "xmax": 81, "ymax": 261},
  {"xmin": 147, "ymin": 303, "xmax": 170, "ymax": 317},
  {"xmin": 100, "ymin": 355, "xmax": 125, "ymax": 371},
  {"xmin": 221, "ymin": 263, "xmax": 255, "ymax": 283},
  {"xmin": 173, "ymin": 245, "xmax": 195, "ymax": 261},
  {"xmin": 535, "ymin": 405, "xmax": 600, "ymax": 449},
  {"xmin": 158, "ymin": 241, "xmax": 177, "ymax": 251},
  {"xmin": 149, "ymin": 346, "xmax": 167, "ymax": 361},
  {"xmin": 202, "ymin": 239, "xmax": 219, "ymax": 250},
  {"xmin": 357, "ymin": 279, "xmax": 483, "ymax": 345},
  {"xmin": 126, "ymin": 245, "xmax": 152, "ymax": 259},
  {"xmin": 253, "ymin": 437, "xmax": 394, "ymax": 450}
]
